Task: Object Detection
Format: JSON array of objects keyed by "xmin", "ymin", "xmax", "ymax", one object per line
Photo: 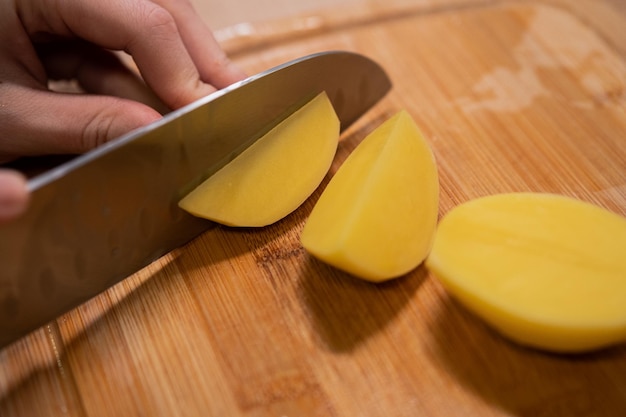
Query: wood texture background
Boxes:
[{"xmin": 2, "ymin": 0, "xmax": 626, "ymax": 416}]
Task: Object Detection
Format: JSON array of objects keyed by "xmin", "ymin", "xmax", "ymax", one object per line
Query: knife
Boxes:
[{"xmin": 0, "ymin": 50, "xmax": 391, "ymax": 348}]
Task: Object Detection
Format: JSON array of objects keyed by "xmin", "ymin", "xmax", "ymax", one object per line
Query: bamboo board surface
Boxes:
[{"xmin": 2, "ymin": 0, "xmax": 626, "ymax": 416}]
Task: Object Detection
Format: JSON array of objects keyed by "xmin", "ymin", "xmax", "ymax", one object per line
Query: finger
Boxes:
[
  {"xmin": 37, "ymin": 41, "xmax": 170, "ymax": 114},
  {"xmin": 28, "ymin": 0, "xmax": 217, "ymax": 108},
  {"xmin": 0, "ymin": 169, "xmax": 29, "ymax": 223},
  {"xmin": 151, "ymin": 0, "xmax": 247, "ymax": 88},
  {"xmin": 0, "ymin": 83, "xmax": 161, "ymax": 158}
]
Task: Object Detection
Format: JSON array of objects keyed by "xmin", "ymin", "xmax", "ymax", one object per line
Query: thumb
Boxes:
[
  {"xmin": 0, "ymin": 169, "xmax": 29, "ymax": 223},
  {"xmin": 0, "ymin": 85, "xmax": 161, "ymax": 158}
]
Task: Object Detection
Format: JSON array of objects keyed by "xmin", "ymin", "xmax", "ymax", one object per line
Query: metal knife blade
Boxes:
[{"xmin": 0, "ymin": 50, "xmax": 391, "ymax": 348}]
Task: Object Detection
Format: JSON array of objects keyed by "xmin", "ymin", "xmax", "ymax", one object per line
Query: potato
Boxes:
[
  {"xmin": 426, "ymin": 193, "xmax": 626, "ymax": 353},
  {"xmin": 179, "ymin": 91, "xmax": 339, "ymax": 227},
  {"xmin": 301, "ymin": 110, "xmax": 439, "ymax": 282}
]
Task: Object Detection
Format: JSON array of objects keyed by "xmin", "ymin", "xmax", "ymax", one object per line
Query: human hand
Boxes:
[{"xmin": 0, "ymin": 0, "xmax": 246, "ymax": 222}]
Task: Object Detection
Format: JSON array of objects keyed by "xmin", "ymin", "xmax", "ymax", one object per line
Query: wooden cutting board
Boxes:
[{"xmin": 2, "ymin": 1, "xmax": 625, "ymax": 416}]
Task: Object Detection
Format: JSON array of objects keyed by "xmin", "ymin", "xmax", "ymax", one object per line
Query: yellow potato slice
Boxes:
[
  {"xmin": 426, "ymin": 193, "xmax": 626, "ymax": 353},
  {"xmin": 179, "ymin": 92, "xmax": 339, "ymax": 227},
  {"xmin": 301, "ymin": 110, "xmax": 439, "ymax": 282}
]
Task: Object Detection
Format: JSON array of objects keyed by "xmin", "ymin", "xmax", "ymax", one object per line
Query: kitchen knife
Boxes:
[{"xmin": 0, "ymin": 50, "xmax": 391, "ymax": 348}]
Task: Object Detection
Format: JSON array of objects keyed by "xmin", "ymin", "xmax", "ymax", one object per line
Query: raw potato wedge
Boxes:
[
  {"xmin": 179, "ymin": 92, "xmax": 339, "ymax": 227},
  {"xmin": 426, "ymin": 192, "xmax": 626, "ymax": 353},
  {"xmin": 301, "ymin": 110, "xmax": 439, "ymax": 282}
]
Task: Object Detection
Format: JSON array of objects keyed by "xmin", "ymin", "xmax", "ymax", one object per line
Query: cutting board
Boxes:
[{"xmin": 2, "ymin": 1, "xmax": 625, "ymax": 416}]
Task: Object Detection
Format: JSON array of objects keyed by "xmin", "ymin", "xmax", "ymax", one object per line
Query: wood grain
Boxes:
[{"xmin": 2, "ymin": 0, "xmax": 626, "ymax": 416}]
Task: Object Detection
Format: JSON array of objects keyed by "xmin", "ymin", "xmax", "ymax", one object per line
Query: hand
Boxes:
[{"xmin": 0, "ymin": 0, "xmax": 246, "ymax": 222}]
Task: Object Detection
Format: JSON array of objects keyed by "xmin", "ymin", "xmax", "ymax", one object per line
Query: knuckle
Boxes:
[
  {"xmin": 81, "ymin": 108, "xmax": 116, "ymax": 151},
  {"xmin": 141, "ymin": 5, "xmax": 178, "ymax": 39}
]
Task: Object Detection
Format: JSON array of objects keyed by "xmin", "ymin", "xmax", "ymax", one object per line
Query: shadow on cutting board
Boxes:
[
  {"xmin": 427, "ymin": 293, "xmax": 626, "ymax": 416},
  {"xmin": 298, "ymin": 259, "xmax": 427, "ymax": 353}
]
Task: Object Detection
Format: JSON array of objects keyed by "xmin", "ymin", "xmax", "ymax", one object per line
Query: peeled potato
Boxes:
[
  {"xmin": 301, "ymin": 110, "xmax": 439, "ymax": 282},
  {"xmin": 426, "ymin": 192, "xmax": 626, "ymax": 353},
  {"xmin": 179, "ymin": 91, "xmax": 339, "ymax": 227}
]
